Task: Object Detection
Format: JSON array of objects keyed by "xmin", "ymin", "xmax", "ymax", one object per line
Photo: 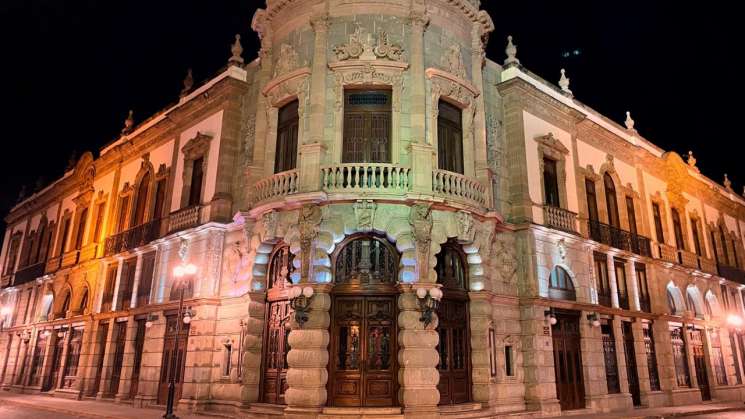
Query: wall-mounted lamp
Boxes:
[
  {"xmin": 727, "ymin": 314, "xmax": 744, "ymax": 329},
  {"xmin": 289, "ymin": 286, "xmax": 315, "ymax": 328},
  {"xmin": 416, "ymin": 287, "xmax": 443, "ymax": 329},
  {"xmin": 708, "ymin": 327, "xmax": 718, "ymax": 339},
  {"xmin": 18, "ymin": 330, "xmax": 31, "ymax": 342},
  {"xmin": 544, "ymin": 309, "xmax": 557, "ymax": 325},
  {"xmin": 587, "ymin": 313, "xmax": 600, "ymax": 328},
  {"xmin": 56, "ymin": 328, "xmax": 68, "ymax": 339},
  {"xmin": 145, "ymin": 313, "xmax": 159, "ymax": 329},
  {"xmin": 183, "ymin": 307, "xmax": 195, "ymax": 325},
  {"xmin": 41, "ymin": 330, "xmax": 51, "ymax": 338}
]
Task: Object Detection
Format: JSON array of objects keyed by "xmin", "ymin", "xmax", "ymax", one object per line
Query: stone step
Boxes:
[{"xmin": 319, "ymin": 406, "xmax": 403, "ymax": 419}]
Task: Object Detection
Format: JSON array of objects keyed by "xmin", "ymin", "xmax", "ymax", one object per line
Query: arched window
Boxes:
[
  {"xmin": 267, "ymin": 244, "xmax": 294, "ymax": 290},
  {"xmin": 436, "ymin": 239, "xmax": 467, "ymax": 291},
  {"xmin": 334, "ymin": 235, "xmax": 398, "ymax": 285},
  {"xmin": 705, "ymin": 299, "xmax": 713, "ymax": 318},
  {"xmin": 79, "ymin": 287, "xmax": 89, "ymax": 314},
  {"xmin": 604, "ymin": 173, "xmax": 619, "ymax": 228},
  {"xmin": 132, "ymin": 171, "xmax": 151, "ymax": 226},
  {"xmin": 549, "ymin": 266, "xmax": 576, "ymax": 300},
  {"xmin": 671, "ymin": 208, "xmax": 685, "ymax": 250},
  {"xmin": 57, "ymin": 291, "xmax": 71, "ymax": 319},
  {"xmin": 686, "ymin": 291, "xmax": 702, "ymax": 318},
  {"xmin": 667, "ymin": 289, "xmax": 677, "ymax": 314}
]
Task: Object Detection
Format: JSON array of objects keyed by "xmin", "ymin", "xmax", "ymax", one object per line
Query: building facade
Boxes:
[{"xmin": 1, "ymin": 1, "xmax": 745, "ymax": 418}]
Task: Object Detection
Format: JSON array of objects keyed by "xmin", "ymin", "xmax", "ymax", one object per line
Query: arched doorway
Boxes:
[
  {"xmin": 260, "ymin": 243, "xmax": 294, "ymax": 404},
  {"xmin": 328, "ymin": 234, "xmax": 399, "ymax": 407},
  {"xmin": 435, "ymin": 239, "xmax": 471, "ymax": 405}
]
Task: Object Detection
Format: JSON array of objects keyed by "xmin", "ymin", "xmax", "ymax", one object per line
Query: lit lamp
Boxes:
[
  {"xmin": 727, "ymin": 314, "xmax": 744, "ymax": 329},
  {"xmin": 416, "ymin": 286, "xmax": 443, "ymax": 329},
  {"xmin": 145, "ymin": 313, "xmax": 159, "ymax": 329},
  {"xmin": 163, "ymin": 261, "xmax": 197, "ymax": 419},
  {"xmin": 289, "ymin": 286, "xmax": 315, "ymax": 328},
  {"xmin": 545, "ymin": 309, "xmax": 557, "ymax": 325},
  {"xmin": 587, "ymin": 313, "xmax": 601, "ymax": 328}
]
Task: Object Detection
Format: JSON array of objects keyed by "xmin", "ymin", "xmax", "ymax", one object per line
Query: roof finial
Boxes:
[
  {"xmin": 559, "ymin": 68, "xmax": 572, "ymax": 96},
  {"xmin": 180, "ymin": 68, "xmax": 194, "ymax": 98},
  {"xmin": 624, "ymin": 111, "xmax": 635, "ymax": 131},
  {"xmin": 687, "ymin": 150, "xmax": 697, "ymax": 168},
  {"xmin": 229, "ymin": 34, "xmax": 244, "ymax": 67},
  {"xmin": 724, "ymin": 174, "xmax": 733, "ymax": 191},
  {"xmin": 504, "ymin": 35, "xmax": 519, "ymax": 66},
  {"xmin": 121, "ymin": 110, "xmax": 134, "ymax": 135}
]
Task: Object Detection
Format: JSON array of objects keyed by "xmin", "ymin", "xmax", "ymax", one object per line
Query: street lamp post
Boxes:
[{"xmin": 163, "ymin": 262, "xmax": 196, "ymax": 419}]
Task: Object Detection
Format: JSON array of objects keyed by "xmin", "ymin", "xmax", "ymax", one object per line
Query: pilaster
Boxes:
[
  {"xmin": 469, "ymin": 293, "xmax": 491, "ymax": 404},
  {"xmin": 519, "ymin": 305, "xmax": 560, "ymax": 415}
]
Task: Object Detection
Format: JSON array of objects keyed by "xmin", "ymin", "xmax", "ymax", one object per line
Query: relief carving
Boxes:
[
  {"xmin": 354, "ymin": 200, "xmax": 377, "ymax": 232},
  {"xmin": 333, "ymin": 26, "xmax": 403, "ymax": 62},
  {"xmin": 273, "ymin": 43, "xmax": 300, "ymax": 78},
  {"xmin": 409, "ymin": 204, "xmax": 433, "ymax": 281},
  {"xmin": 261, "ymin": 210, "xmax": 279, "ymax": 241},
  {"xmin": 442, "ymin": 43, "xmax": 466, "ymax": 79},
  {"xmin": 456, "ymin": 210, "xmax": 474, "ymax": 241},
  {"xmin": 298, "ymin": 205, "xmax": 323, "ymax": 282}
]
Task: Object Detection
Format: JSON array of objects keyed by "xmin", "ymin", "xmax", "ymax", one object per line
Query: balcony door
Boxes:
[
  {"xmin": 552, "ymin": 310, "xmax": 585, "ymax": 411},
  {"xmin": 342, "ymin": 90, "xmax": 391, "ymax": 163}
]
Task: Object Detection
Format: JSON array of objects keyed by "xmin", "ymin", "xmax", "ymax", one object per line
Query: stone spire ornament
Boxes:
[
  {"xmin": 624, "ymin": 111, "xmax": 635, "ymax": 131},
  {"xmin": 724, "ymin": 174, "xmax": 733, "ymax": 191},
  {"xmin": 504, "ymin": 35, "xmax": 519, "ymax": 66},
  {"xmin": 687, "ymin": 151, "xmax": 697, "ymax": 168},
  {"xmin": 180, "ymin": 68, "xmax": 194, "ymax": 97},
  {"xmin": 559, "ymin": 68, "xmax": 572, "ymax": 96},
  {"xmin": 228, "ymin": 34, "xmax": 244, "ymax": 67},
  {"xmin": 121, "ymin": 110, "xmax": 134, "ymax": 135}
]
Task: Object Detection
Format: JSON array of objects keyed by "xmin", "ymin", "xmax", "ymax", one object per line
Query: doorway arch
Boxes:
[
  {"xmin": 328, "ymin": 233, "xmax": 400, "ymax": 407},
  {"xmin": 435, "ymin": 238, "xmax": 471, "ymax": 405}
]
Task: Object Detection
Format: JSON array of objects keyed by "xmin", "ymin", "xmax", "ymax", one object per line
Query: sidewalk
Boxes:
[
  {"xmin": 543, "ymin": 400, "xmax": 745, "ymax": 419},
  {"xmin": 0, "ymin": 392, "xmax": 218, "ymax": 419}
]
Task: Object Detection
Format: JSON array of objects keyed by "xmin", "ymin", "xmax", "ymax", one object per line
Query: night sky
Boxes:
[{"xmin": 0, "ymin": 1, "xmax": 741, "ymax": 236}]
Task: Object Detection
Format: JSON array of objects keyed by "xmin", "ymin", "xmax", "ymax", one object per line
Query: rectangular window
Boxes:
[
  {"xmin": 116, "ymin": 258, "xmax": 137, "ymax": 311},
  {"xmin": 594, "ymin": 252, "xmax": 611, "ymax": 307},
  {"xmin": 223, "ymin": 344, "xmax": 233, "ymax": 377},
  {"xmin": 670, "ymin": 326, "xmax": 690, "ymax": 387},
  {"xmin": 720, "ymin": 226, "xmax": 730, "ymax": 265},
  {"xmin": 730, "ymin": 332, "xmax": 742, "ymax": 385},
  {"xmin": 543, "ymin": 158, "xmax": 560, "ymax": 207},
  {"xmin": 671, "ymin": 208, "xmax": 685, "ymax": 250},
  {"xmin": 615, "ymin": 259, "xmax": 629, "ymax": 310},
  {"xmin": 136, "ymin": 252, "xmax": 156, "ymax": 307},
  {"xmin": 626, "ymin": 196, "xmax": 637, "ymax": 236},
  {"xmin": 711, "ymin": 231, "xmax": 720, "ymax": 263},
  {"xmin": 488, "ymin": 328, "xmax": 497, "ymax": 378},
  {"xmin": 652, "ymin": 203, "xmax": 664, "ymax": 244},
  {"xmin": 188, "ymin": 157, "xmax": 204, "ymax": 207},
  {"xmin": 710, "ymin": 330, "xmax": 727, "ymax": 385},
  {"xmin": 22, "ymin": 288, "xmax": 33, "ymax": 324},
  {"xmin": 586, "ymin": 178, "xmax": 599, "ymax": 221},
  {"xmin": 505, "ymin": 345, "xmax": 514, "ymax": 377},
  {"xmin": 74, "ymin": 207, "xmax": 88, "ymax": 250},
  {"xmin": 275, "ymin": 100, "xmax": 299, "ymax": 173},
  {"xmin": 59, "ymin": 218, "xmax": 72, "ymax": 254},
  {"xmin": 733, "ymin": 240, "xmax": 740, "ymax": 268},
  {"xmin": 691, "ymin": 218, "xmax": 702, "ymax": 256},
  {"xmin": 636, "ymin": 263, "xmax": 650, "ymax": 313},
  {"xmin": 643, "ymin": 323, "xmax": 661, "ymax": 391},
  {"xmin": 721, "ymin": 284, "xmax": 730, "ymax": 310},
  {"xmin": 152, "ymin": 178, "xmax": 167, "ymax": 220},
  {"xmin": 93, "ymin": 202, "xmax": 106, "ymax": 243},
  {"xmin": 117, "ymin": 195, "xmax": 130, "ymax": 233},
  {"xmin": 437, "ymin": 100, "xmax": 464, "ymax": 174},
  {"xmin": 3, "ymin": 235, "xmax": 21, "ymax": 275},
  {"xmin": 101, "ymin": 264, "xmax": 117, "ymax": 312},
  {"xmin": 602, "ymin": 322, "xmax": 620, "ymax": 393},
  {"xmin": 343, "ymin": 90, "xmax": 392, "ymax": 163}
]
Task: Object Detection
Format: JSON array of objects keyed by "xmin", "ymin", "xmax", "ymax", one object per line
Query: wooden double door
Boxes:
[
  {"xmin": 689, "ymin": 329, "xmax": 711, "ymax": 401},
  {"xmin": 552, "ymin": 311, "xmax": 585, "ymax": 411},
  {"xmin": 157, "ymin": 315, "xmax": 190, "ymax": 404},
  {"xmin": 436, "ymin": 297, "xmax": 470, "ymax": 404},
  {"xmin": 262, "ymin": 300, "xmax": 291, "ymax": 404},
  {"xmin": 329, "ymin": 294, "xmax": 397, "ymax": 407}
]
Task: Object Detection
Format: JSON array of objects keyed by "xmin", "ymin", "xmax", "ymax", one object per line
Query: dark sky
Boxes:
[{"xmin": 0, "ymin": 1, "xmax": 741, "ymax": 236}]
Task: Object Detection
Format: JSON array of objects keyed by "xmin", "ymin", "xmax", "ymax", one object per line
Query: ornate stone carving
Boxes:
[
  {"xmin": 559, "ymin": 68, "xmax": 572, "ymax": 96},
  {"xmin": 687, "ymin": 150, "xmax": 697, "ymax": 169},
  {"xmin": 240, "ymin": 108, "xmax": 256, "ymax": 164},
  {"xmin": 504, "ymin": 35, "xmax": 519, "ymax": 66},
  {"xmin": 535, "ymin": 132, "xmax": 569, "ymax": 155},
  {"xmin": 442, "ymin": 43, "xmax": 466, "ymax": 79},
  {"xmin": 121, "ymin": 110, "xmax": 134, "ymax": 135},
  {"xmin": 261, "ymin": 210, "xmax": 279, "ymax": 241},
  {"xmin": 456, "ymin": 210, "xmax": 474, "ymax": 241},
  {"xmin": 333, "ymin": 26, "xmax": 403, "ymax": 62},
  {"xmin": 332, "ymin": 63, "xmax": 406, "ymax": 111},
  {"xmin": 558, "ymin": 238, "xmax": 567, "ymax": 261},
  {"xmin": 409, "ymin": 204, "xmax": 433, "ymax": 281},
  {"xmin": 273, "ymin": 43, "xmax": 300, "ymax": 78},
  {"xmin": 178, "ymin": 238, "xmax": 189, "ymax": 262},
  {"xmin": 625, "ymin": 111, "xmax": 635, "ymax": 131},
  {"xmin": 493, "ymin": 233, "xmax": 518, "ymax": 285},
  {"xmin": 298, "ymin": 205, "xmax": 323, "ymax": 282},
  {"xmin": 333, "ymin": 26, "xmax": 366, "ymax": 61},
  {"xmin": 181, "ymin": 132, "xmax": 213, "ymax": 160},
  {"xmin": 223, "ymin": 240, "xmax": 248, "ymax": 284},
  {"xmin": 309, "ymin": 13, "xmax": 330, "ymax": 33},
  {"xmin": 354, "ymin": 200, "xmax": 376, "ymax": 232},
  {"xmin": 724, "ymin": 174, "xmax": 733, "ymax": 192},
  {"xmin": 229, "ymin": 34, "xmax": 244, "ymax": 67}
]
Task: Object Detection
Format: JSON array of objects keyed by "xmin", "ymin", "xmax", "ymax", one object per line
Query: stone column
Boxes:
[
  {"xmin": 285, "ymin": 286, "xmax": 331, "ymax": 418},
  {"xmin": 653, "ymin": 321, "xmax": 676, "ymax": 394},
  {"xmin": 520, "ymin": 305, "xmax": 560, "ymax": 415},
  {"xmin": 129, "ymin": 254, "xmax": 144, "ymax": 308},
  {"xmin": 155, "ymin": 244, "xmax": 171, "ymax": 303},
  {"xmin": 632, "ymin": 321, "xmax": 653, "ymax": 404},
  {"xmin": 580, "ymin": 312, "xmax": 606, "ymax": 410},
  {"xmin": 627, "ymin": 262, "xmax": 640, "ymax": 311},
  {"xmin": 240, "ymin": 293, "xmax": 266, "ymax": 404},
  {"xmin": 96, "ymin": 319, "xmax": 118, "ymax": 398},
  {"xmin": 397, "ymin": 287, "xmax": 439, "ymax": 418},
  {"xmin": 0, "ymin": 333, "xmax": 12, "ymax": 386},
  {"xmin": 55, "ymin": 327, "xmax": 73, "ymax": 389},
  {"xmin": 470, "ymin": 23, "xmax": 492, "ymax": 206},
  {"xmin": 180, "ymin": 304, "xmax": 217, "ymax": 411},
  {"xmin": 607, "ymin": 256, "xmax": 620, "ymax": 308},
  {"xmin": 78, "ymin": 320, "xmax": 103, "ymax": 396},
  {"xmin": 408, "ymin": 7, "xmax": 434, "ymax": 195},
  {"xmin": 110, "ymin": 257, "xmax": 124, "ymax": 311},
  {"xmin": 469, "ymin": 293, "xmax": 492, "ymax": 404}
]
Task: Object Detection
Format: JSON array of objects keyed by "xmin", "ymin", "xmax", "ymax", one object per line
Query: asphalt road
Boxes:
[{"xmin": 0, "ymin": 403, "xmax": 82, "ymax": 418}]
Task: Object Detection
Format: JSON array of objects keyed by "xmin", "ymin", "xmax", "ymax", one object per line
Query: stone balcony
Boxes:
[
  {"xmin": 543, "ymin": 205, "xmax": 577, "ymax": 233},
  {"xmin": 167, "ymin": 204, "xmax": 206, "ymax": 234},
  {"xmin": 251, "ymin": 164, "xmax": 489, "ymax": 210}
]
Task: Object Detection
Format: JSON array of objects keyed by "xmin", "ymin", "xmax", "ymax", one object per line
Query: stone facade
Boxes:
[{"xmin": 2, "ymin": 1, "xmax": 745, "ymax": 418}]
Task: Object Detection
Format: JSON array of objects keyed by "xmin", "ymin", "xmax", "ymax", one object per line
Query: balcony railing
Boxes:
[
  {"xmin": 639, "ymin": 298, "xmax": 651, "ymax": 313},
  {"xmin": 717, "ymin": 264, "xmax": 745, "ymax": 285},
  {"xmin": 432, "ymin": 169, "xmax": 486, "ymax": 207},
  {"xmin": 543, "ymin": 205, "xmax": 577, "ymax": 233},
  {"xmin": 588, "ymin": 220, "xmax": 652, "ymax": 257},
  {"xmin": 598, "ymin": 293, "xmax": 612, "ymax": 308},
  {"xmin": 45, "ymin": 255, "xmax": 61, "ymax": 274},
  {"xmin": 656, "ymin": 243, "xmax": 677, "ymax": 264},
  {"xmin": 168, "ymin": 205, "xmax": 203, "ymax": 234},
  {"xmin": 253, "ymin": 169, "xmax": 299, "ymax": 203},
  {"xmin": 104, "ymin": 218, "xmax": 162, "ymax": 257},
  {"xmin": 677, "ymin": 249, "xmax": 699, "ymax": 269},
  {"xmin": 13, "ymin": 262, "xmax": 45, "ymax": 286},
  {"xmin": 61, "ymin": 250, "xmax": 80, "ymax": 268},
  {"xmin": 321, "ymin": 163, "xmax": 410, "ymax": 194},
  {"xmin": 699, "ymin": 257, "xmax": 717, "ymax": 275}
]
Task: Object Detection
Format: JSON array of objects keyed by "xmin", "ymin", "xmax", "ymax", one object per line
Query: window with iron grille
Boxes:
[
  {"xmin": 602, "ymin": 322, "xmax": 620, "ymax": 393},
  {"xmin": 670, "ymin": 326, "xmax": 690, "ymax": 387},
  {"xmin": 643, "ymin": 323, "xmax": 661, "ymax": 391}
]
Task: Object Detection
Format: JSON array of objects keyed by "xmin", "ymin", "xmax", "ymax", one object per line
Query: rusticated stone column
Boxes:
[
  {"xmin": 469, "ymin": 292, "xmax": 492, "ymax": 403},
  {"xmin": 285, "ymin": 286, "xmax": 331, "ymax": 418},
  {"xmin": 397, "ymin": 286, "xmax": 440, "ymax": 418},
  {"xmin": 240, "ymin": 293, "xmax": 266, "ymax": 404}
]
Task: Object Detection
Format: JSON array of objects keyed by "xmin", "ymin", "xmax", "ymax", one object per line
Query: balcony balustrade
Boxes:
[
  {"xmin": 104, "ymin": 218, "xmax": 162, "ymax": 257},
  {"xmin": 13, "ymin": 262, "xmax": 45, "ymax": 286},
  {"xmin": 717, "ymin": 264, "xmax": 745, "ymax": 285},
  {"xmin": 543, "ymin": 205, "xmax": 577, "ymax": 233},
  {"xmin": 61, "ymin": 250, "xmax": 79, "ymax": 268},
  {"xmin": 253, "ymin": 169, "xmax": 299, "ymax": 203},
  {"xmin": 639, "ymin": 297, "xmax": 651, "ymax": 313},
  {"xmin": 168, "ymin": 205, "xmax": 204, "ymax": 234},
  {"xmin": 587, "ymin": 220, "xmax": 652, "ymax": 257},
  {"xmin": 677, "ymin": 249, "xmax": 699, "ymax": 269},
  {"xmin": 321, "ymin": 163, "xmax": 410, "ymax": 194},
  {"xmin": 45, "ymin": 255, "xmax": 61, "ymax": 274},
  {"xmin": 432, "ymin": 169, "xmax": 486, "ymax": 207},
  {"xmin": 699, "ymin": 257, "xmax": 717, "ymax": 275}
]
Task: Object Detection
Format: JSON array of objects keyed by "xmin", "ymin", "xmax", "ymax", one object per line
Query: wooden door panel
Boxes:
[
  {"xmin": 157, "ymin": 316, "xmax": 189, "ymax": 405},
  {"xmin": 437, "ymin": 298, "xmax": 470, "ymax": 405},
  {"xmin": 552, "ymin": 312, "xmax": 585, "ymax": 411}
]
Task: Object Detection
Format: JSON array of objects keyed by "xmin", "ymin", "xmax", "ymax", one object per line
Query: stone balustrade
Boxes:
[
  {"xmin": 432, "ymin": 169, "xmax": 486, "ymax": 207},
  {"xmin": 252, "ymin": 169, "xmax": 299, "ymax": 203},
  {"xmin": 320, "ymin": 163, "xmax": 410, "ymax": 194},
  {"xmin": 543, "ymin": 205, "xmax": 577, "ymax": 233},
  {"xmin": 168, "ymin": 205, "xmax": 204, "ymax": 234},
  {"xmin": 677, "ymin": 249, "xmax": 699, "ymax": 269}
]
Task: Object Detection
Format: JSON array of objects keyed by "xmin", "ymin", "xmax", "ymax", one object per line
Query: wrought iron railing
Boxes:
[
  {"xmin": 104, "ymin": 219, "xmax": 162, "ymax": 257},
  {"xmin": 587, "ymin": 220, "xmax": 652, "ymax": 257},
  {"xmin": 543, "ymin": 205, "xmax": 577, "ymax": 233},
  {"xmin": 717, "ymin": 264, "xmax": 745, "ymax": 285},
  {"xmin": 13, "ymin": 262, "xmax": 45, "ymax": 286},
  {"xmin": 639, "ymin": 298, "xmax": 651, "ymax": 313}
]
